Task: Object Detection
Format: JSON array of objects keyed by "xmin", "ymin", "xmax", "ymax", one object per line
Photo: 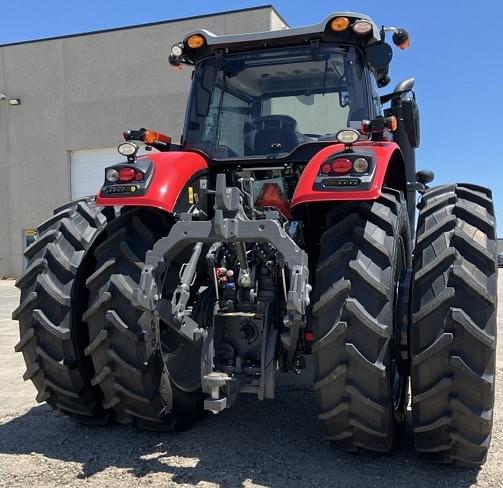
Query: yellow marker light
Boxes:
[
  {"xmin": 186, "ymin": 34, "xmax": 205, "ymax": 49},
  {"xmin": 386, "ymin": 116, "xmax": 398, "ymax": 132},
  {"xmin": 330, "ymin": 17, "xmax": 350, "ymax": 32}
]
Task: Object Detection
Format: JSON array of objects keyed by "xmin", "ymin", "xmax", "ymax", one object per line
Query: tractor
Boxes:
[{"xmin": 13, "ymin": 12, "xmax": 498, "ymax": 466}]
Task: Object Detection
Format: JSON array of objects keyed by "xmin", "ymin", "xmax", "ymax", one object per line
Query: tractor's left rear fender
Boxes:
[{"xmin": 96, "ymin": 151, "xmax": 208, "ymax": 214}]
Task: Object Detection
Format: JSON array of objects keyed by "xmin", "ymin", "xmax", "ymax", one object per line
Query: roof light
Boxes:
[
  {"xmin": 330, "ymin": 17, "xmax": 350, "ymax": 32},
  {"xmin": 336, "ymin": 129, "xmax": 359, "ymax": 145},
  {"xmin": 171, "ymin": 44, "xmax": 183, "ymax": 57},
  {"xmin": 186, "ymin": 34, "xmax": 205, "ymax": 49},
  {"xmin": 352, "ymin": 20, "xmax": 372, "ymax": 36}
]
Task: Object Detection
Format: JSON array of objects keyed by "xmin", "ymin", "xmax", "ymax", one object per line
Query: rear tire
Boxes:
[
  {"xmin": 410, "ymin": 184, "xmax": 497, "ymax": 465},
  {"xmin": 312, "ymin": 190, "xmax": 410, "ymax": 453},
  {"xmin": 12, "ymin": 198, "xmax": 112, "ymax": 422},
  {"xmin": 84, "ymin": 208, "xmax": 204, "ymax": 431}
]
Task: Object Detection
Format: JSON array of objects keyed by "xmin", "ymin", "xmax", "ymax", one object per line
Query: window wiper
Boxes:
[
  {"xmin": 322, "ymin": 57, "xmax": 328, "ymax": 96},
  {"xmin": 215, "ymin": 74, "xmax": 226, "ymax": 147}
]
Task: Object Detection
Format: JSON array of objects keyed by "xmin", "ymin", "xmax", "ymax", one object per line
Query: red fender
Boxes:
[
  {"xmin": 291, "ymin": 141, "xmax": 401, "ymax": 207},
  {"xmin": 96, "ymin": 151, "xmax": 208, "ymax": 213}
]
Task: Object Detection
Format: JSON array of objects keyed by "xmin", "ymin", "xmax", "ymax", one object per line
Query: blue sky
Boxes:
[{"xmin": 1, "ymin": 1, "xmax": 502, "ymax": 233}]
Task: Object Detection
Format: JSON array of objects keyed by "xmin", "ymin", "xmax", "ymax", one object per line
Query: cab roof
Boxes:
[{"xmin": 183, "ymin": 12, "xmax": 382, "ymax": 52}]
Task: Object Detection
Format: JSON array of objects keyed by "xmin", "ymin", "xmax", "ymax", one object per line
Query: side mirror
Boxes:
[
  {"xmin": 402, "ymin": 97, "xmax": 420, "ymax": 148},
  {"xmin": 365, "ymin": 42, "xmax": 393, "ymax": 87},
  {"xmin": 365, "ymin": 42, "xmax": 393, "ymax": 72}
]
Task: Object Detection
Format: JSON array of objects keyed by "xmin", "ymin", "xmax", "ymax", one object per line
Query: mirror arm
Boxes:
[{"xmin": 380, "ymin": 88, "xmax": 413, "ymax": 104}]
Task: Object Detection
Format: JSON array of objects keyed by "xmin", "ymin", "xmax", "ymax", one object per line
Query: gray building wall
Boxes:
[{"xmin": 0, "ymin": 6, "xmax": 287, "ymax": 277}]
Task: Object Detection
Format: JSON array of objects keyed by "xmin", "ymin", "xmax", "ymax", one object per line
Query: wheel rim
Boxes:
[
  {"xmin": 157, "ymin": 249, "xmax": 205, "ymax": 394},
  {"xmin": 392, "ymin": 235, "xmax": 407, "ymax": 412},
  {"xmin": 160, "ymin": 326, "xmax": 202, "ymax": 392}
]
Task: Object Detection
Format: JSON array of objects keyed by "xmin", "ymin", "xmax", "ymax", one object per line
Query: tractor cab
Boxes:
[
  {"xmin": 172, "ymin": 13, "xmax": 409, "ymax": 163},
  {"xmin": 183, "ymin": 43, "xmax": 370, "ymax": 160}
]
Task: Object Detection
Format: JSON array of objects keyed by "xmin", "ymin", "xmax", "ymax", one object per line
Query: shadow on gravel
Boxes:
[{"xmin": 0, "ymin": 387, "xmax": 479, "ymax": 488}]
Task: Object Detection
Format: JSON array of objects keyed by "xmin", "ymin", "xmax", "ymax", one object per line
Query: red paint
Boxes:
[
  {"xmin": 291, "ymin": 141, "xmax": 401, "ymax": 207},
  {"xmin": 96, "ymin": 151, "xmax": 208, "ymax": 212}
]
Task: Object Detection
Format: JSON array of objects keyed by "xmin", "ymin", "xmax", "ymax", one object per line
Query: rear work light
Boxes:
[{"xmin": 352, "ymin": 20, "xmax": 372, "ymax": 35}]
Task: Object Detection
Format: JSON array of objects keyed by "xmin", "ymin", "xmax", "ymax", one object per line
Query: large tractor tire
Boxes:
[
  {"xmin": 84, "ymin": 208, "xmax": 204, "ymax": 431},
  {"xmin": 12, "ymin": 198, "xmax": 112, "ymax": 422},
  {"xmin": 411, "ymin": 184, "xmax": 497, "ymax": 465},
  {"xmin": 312, "ymin": 189, "xmax": 410, "ymax": 453}
]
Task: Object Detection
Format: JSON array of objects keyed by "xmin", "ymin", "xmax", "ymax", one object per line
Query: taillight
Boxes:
[
  {"xmin": 118, "ymin": 167, "xmax": 136, "ymax": 182},
  {"xmin": 320, "ymin": 158, "xmax": 353, "ymax": 175},
  {"xmin": 331, "ymin": 159, "xmax": 353, "ymax": 174},
  {"xmin": 321, "ymin": 163, "xmax": 332, "ymax": 174},
  {"xmin": 114, "ymin": 167, "xmax": 145, "ymax": 183}
]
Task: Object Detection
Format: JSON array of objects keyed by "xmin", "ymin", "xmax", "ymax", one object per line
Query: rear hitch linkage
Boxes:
[{"xmin": 133, "ymin": 174, "xmax": 311, "ymax": 411}]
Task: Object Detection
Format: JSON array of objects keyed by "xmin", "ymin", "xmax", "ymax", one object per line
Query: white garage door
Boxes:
[{"xmin": 70, "ymin": 147, "xmax": 154, "ymax": 199}]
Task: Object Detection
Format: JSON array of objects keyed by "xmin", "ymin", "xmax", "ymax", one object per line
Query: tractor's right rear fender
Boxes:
[{"xmin": 291, "ymin": 141, "xmax": 406, "ymax": 207}]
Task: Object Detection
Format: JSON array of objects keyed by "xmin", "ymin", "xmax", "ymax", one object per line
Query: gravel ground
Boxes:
[{"xmin": 0, "ymin": 276, "xmax": 502, "ymax": 488}]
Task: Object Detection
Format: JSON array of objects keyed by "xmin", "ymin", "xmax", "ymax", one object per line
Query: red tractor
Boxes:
[{"xmin": 13, "ymin": 12, "xmax": 498, "ymax": 466}]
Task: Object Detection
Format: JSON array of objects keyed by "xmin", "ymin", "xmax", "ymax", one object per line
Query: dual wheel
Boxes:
[
  {"xmin": 14, "ymin": 200, "xmax": 204, "ymax": 430},
  {"xmin": 312, "ymin": 185, "xmax": 497, "ymax": 465}
]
